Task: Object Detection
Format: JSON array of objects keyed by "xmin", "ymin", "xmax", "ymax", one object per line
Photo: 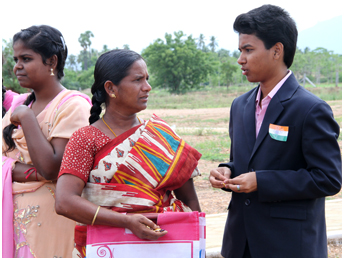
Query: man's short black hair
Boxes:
[{"xmin": 233, "ymin": 4, "xmax": 298, "ymax": 68}]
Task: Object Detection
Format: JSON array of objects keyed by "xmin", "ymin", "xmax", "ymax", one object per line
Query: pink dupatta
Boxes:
[
  {"xmin": 2, "ymin": 156, "xmax": 16, "ymax": 258},
  {"xmin": 2, "ymin": 89, "xmax": 91, "ymax": 258}
]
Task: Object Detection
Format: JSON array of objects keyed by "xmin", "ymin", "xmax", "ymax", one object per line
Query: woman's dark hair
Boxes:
[
  {"xmin": 3, "ymin": 25, "xmax": 67, "ymax": 152},
  {"xmin": 3, "ymin": 92, "xmax": 36, "ymax": 151},
  {"xmin": 89, "ymin": 49, "xmax": 143, "ymax": 124},
  {"xmin": 13, "ymin": 25, "xmax": 68, "ymax": 80},
  {"xmin": 2, "ymin": 83, "xmax": 6, "ymax": 118},
  {"xmin": 2, "ymin": 54, "xmax": 6, "ymax": 117},
  {"xmin": 233, "ymin": 4, "xmax": 298, "ymax": 68}
]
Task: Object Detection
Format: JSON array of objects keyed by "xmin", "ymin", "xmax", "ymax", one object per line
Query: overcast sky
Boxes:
[{"xmin": 1, "ymin": 0, "xmax": 342, "ymax": 56}]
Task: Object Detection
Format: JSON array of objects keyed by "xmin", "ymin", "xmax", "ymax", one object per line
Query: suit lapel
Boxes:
[
  {"xmin": 249, "ymin": 73, "xmax": 299, "ymax": 162},
  {"xmin": 250, "ymin": 98, "xmax": 284, "ymax": 158},
  {"xmin": 243, "ymin": 89, "xmax": 257, "ymax": 155}
]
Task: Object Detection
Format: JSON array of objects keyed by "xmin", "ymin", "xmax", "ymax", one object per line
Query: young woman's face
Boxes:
[
  {"xmin": 13, "ymin": 40, "xmax": 51, "ymax": 89},
  {"xmin": 114, "ymin": 59, "xmax": 152, "ymax": 114}
]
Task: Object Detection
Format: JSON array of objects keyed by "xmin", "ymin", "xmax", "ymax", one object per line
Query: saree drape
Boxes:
[
  {"xmin": 61, "ymin": 114, "xmax": 201, "ymax": 257},
  {"xmin": 82, "ymin": 114, "xmax": 201, "ymax": 213}
]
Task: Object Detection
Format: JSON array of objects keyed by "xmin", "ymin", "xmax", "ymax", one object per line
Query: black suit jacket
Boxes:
[{"xmin": 219, "ymin": 73, "xmax": 341, "ymax": 258}]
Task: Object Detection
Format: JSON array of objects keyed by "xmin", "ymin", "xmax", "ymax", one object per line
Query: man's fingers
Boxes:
[
  {"xmin": 210, "ymin": 178, "xmax": 227, "ymax": 189},
  {"xmin": 227, "ymin": 183, "xmax": 243, "ymax": 193},
  {"xmin": 209, "ymin": 170, "xmax": 226, "ymax": 188},
  {"xmin": 219, "ymin": 167, "xmax": 231, "ymax": 180},
  {"xmin": 209, "ymin": 167, "xmax": 232, "ymax": 189},
  {"xmin": 224, "ymin": 171, "xmax": 230, "ymax": 180}
]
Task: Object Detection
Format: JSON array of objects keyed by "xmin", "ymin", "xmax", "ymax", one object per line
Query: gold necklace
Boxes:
[{"xmin": 102, "ymin": 116, "xmax": 142, "ymax": 137}]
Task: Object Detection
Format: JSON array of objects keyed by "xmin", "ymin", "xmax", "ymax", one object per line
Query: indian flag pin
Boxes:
[{"xmin": 269, "ymin": 124, "xmax": 289, "ymax": 142}]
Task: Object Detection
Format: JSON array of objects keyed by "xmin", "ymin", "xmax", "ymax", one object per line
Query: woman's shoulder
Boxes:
[
  {"xmin": 57, "ymin": 89, "xmax": 92, "ymax": 109},
  {"xmin": 71, "ymin": 125, "xmax": 104, "ymax": 138},
  {"xmin": 68, "ymin": 125, "xmax": 110, "ymax": 154},
  {"xmin": 70, "ymin": 125, "xmax": 110, "ymax": 144}
]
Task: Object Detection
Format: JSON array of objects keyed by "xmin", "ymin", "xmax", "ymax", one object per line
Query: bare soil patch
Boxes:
[{"xmin": 139, "ymin": 107, "xmax": 230, "ymax": 128}]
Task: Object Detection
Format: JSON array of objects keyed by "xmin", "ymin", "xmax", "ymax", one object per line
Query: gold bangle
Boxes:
[{"xmin": 91, "ymin": 206, "xmax": 101, "ymax": 226}]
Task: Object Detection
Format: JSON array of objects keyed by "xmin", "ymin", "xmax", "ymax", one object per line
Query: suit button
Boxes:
[
  {"xmin": 245, "ymin": 199, "xmax": 251, "ymax": 206},
  {"xmin": 250, "ymin": 168, "xmax": 254, "ymax": 172}
]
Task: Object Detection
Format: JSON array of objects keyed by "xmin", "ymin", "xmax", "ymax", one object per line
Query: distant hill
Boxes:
[{"xmin": 297, "ymin": 16, "xmax": 342, "ymax": 54}]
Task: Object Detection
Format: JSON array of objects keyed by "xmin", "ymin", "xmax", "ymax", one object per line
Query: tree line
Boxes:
[{"xmin": 2, "ymin": 30, "xmax": 342, "ymax": 94}]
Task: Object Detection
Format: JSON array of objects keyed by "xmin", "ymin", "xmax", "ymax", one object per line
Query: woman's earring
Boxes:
[
  {"xmin": 111, "ymin": 93, "xmax": 116, "ymax": 98},
  {"xmin": 50, "ymin": 68, "xmax": 55, "ymax": 76}
]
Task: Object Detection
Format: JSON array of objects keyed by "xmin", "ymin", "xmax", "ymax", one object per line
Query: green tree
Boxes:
[
  {"xmin": 66, "ymin": 54, "xmax": 78, "ymax": 71},
  {"xmin": 123, "ymin": 44, "xmax": 130, "ymax": 50},
  {"xmin": 207, "ymin": 52, "xmax": 221, "ymax": 87},
  {"xmin": 100, "ymin": 44, "xmax": 110, "ymax": 55},
  {"xmin": 290, "ymin": 47, "xmax": 342, "ymax": 86},
  {"xmin": 89, "ymin": 48, "xmax": 99, "ymax": 68},
  {"xmin": 78, "ymin": 31, "xmax": 94, "ymax": 70},
  {"xmin": 220, "ymin": 60, "xmax": 238, "ymax": 89},
  {"xmin": 217, "ymin": 48, "xmax": 230, "ymax": 61},
  {"xmin": 142, "ymin": 31, "xmax": 215, "ymax": 93},
  {"xmin": 2, "ymin": 39, "xmax": 22, "ymax": 93},
  {"xmin": 313, "ymin": 47, "xmax": 330, "ymax": 84},
  {"xmin": 61, "ymin": 68, "xmax": 80, "ymax": 90},
  {"xmin": 304, "ymin": 47, "xmax": 311, "ymax": 54},
  {"xmin": 331, "ymin": 54, "xmax": 342, "ymax": 86},
  {"xmin": 232, "ymin": 50, "xmax": 240, "ymax": 59},
  {"xmin": 77, "ymin": 66, "xmax": 95, "ymax": 90},
  {"xmin": 208, "ymin": 36, "xmax": 218, "ymax": 52},
  {"xmin": 197, "ymin": 34, "xmax": 205, "ymax": 50},
  {"xmin": 290, "ymin": 48, "xmax": 309, "ymax": 80},
  {"xmin": 197, "ymin": 34, "xmax": 210, "ymax": 52}
]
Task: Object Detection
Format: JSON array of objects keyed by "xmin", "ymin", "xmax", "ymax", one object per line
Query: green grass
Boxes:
[
  {"xmin": 306, "ymin": 86, "xmax": 342, "ymax": 101},
  {"xmin": 147, "ymin": 85, "xmax": 253, "ymax": 109},
  {"xmin": 334, "ymin": 116, "xmax": 342, "ymax": 129},
  {"xmin": 201, "ymin": 118, "xmax": 229, "ymax": 124},
  {"xmin": 177, "ymin": 128, "xmax": 225, "ymax": 136},
  {"xmin": 145, "ymin": 83, "xmax": 342, "ymax": 109},
  {"xmin": 186, "ymin": 135, "xmax": 231, "ymax": 162},
  {"xmin": 338, "ymin": 131, "xmax": 342, "ymax": 143},
  {"xmin": 83, "ymin": 83, "xmax": 341, "ymax": 109}
]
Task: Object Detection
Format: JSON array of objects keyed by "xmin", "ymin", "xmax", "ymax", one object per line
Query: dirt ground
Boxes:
[{"xmin": 141, "ymin": 101, "xmax": 342, "ymax": 258}]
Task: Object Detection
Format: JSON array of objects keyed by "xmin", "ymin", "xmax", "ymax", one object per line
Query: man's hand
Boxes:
[
  {"xmin": 226, "ymin": 171, "xmax": 257, "ymax": 193},
  {"xmin": 209, "ymin": 167, "xmax": 231, "ymax": 189}
]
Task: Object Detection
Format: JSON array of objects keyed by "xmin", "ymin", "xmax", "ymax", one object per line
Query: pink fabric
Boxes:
[
  {"xmin": 86, "ymin": 212, "xmax": 206, "ymax": 258},
  {"xmin": 3, "ymin": 90, "xmax": 19, "ymax": 111},
  {"xmin": 9, "ymin": 93, "xmax": 29, "ymax": 112},
  {"xmin": 9, "ymin": 90, "xmax": 91, "ymax": 114},
  {"xmin": 255, "ymin": 70, "xmax": 292, "ymax": 137},
  {"xmin": 57, "ymin": 92, "xmax": 92, "ymax": 109},
  {"xmin": 14, "ymin": 231, "xmax": 35, "ymax": 258},
  {"xmin": 2, "ymin": 156, "xmax": 15, "ymax": 258},
  {"xmin": 43, "ymin": 89, "xmax": 92, "ymax": 110},
  {"xmin": 42, "ymin": 90, "xmax": 91, "ymax": 117}
]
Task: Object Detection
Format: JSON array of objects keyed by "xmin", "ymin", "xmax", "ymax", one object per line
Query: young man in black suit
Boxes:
[{"xmin": 209, "ymin": 4, "xmax": 342, "ymax": 258}]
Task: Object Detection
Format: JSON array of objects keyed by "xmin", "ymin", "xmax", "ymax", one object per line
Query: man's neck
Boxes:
[{"xmin": 260, "ymin": 69, "xmax": 289, "ymax": 99}]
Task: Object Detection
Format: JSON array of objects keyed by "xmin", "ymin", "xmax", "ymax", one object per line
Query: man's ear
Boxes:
[{"xmin": 273, "ymin": 42, "xmax": 284, "ymax": 60}]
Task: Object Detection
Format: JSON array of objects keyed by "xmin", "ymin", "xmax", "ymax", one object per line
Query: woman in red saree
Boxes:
[{"xmin": 56, "ymin": 49, "xmax": 202, "ymax": 258}]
